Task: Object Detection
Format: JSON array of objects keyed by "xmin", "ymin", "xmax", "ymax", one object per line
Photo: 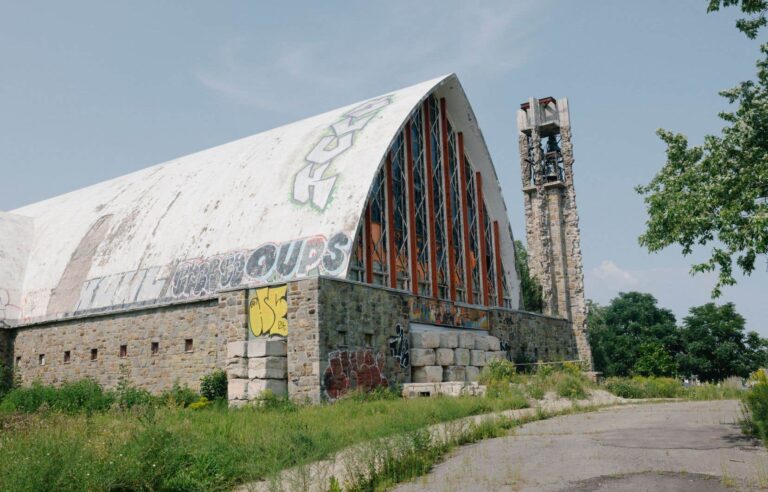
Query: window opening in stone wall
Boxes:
[
  {"xmin": 465, "ymin": 157, "xmax": 482, "ymax": 304},
  {"xmin": 338, "ymin": 330, "xmax": 348, "ymax": 346},
  {"xmin": 63, "ymin": 351, "xmax": 71, "ymax": 364},
  {"xmin": 410, "ymin": 106, "xmax": 431, "ymax": 296},
  {"xmin": 390, "ymin": 134, "xmax": 410, "ymax": 291},
  {"xmin": 364, "ymin": 333, "xmax": 373, "ymax": 347},
  {"xmin": 428, "ymin": 95, "xmax": 449, "ymax": 299},
  {"xmin": 151, "ymin": 342, "xmax": 159, "ymax": 355},
  {"xmin": 119, "ymin": 345, "xmax": 127, "ymax": 358},
  {"xmin": 38, "ymin": 354, "xmax": 45, "ymax": 366},
  {"xmin": 185, "ymin": 339, "xmax": 194, "ymax": 353},
  {"xmin": 90, "ymin": 349, "xmax": 98, "ymax": 361},
  {"xmin": 15, "ymin": 356, "xmax": 21, "ymax": 367},
  {"xmin": 447, "ymin": 119, "xmax": 466, "ymax": 302}
]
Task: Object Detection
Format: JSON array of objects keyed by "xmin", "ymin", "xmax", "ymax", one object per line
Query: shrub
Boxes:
[
  {"xmin": 480, "ymin": 359, "xmax": 517, "ymax": 384},
  {"xmin": 188, "ymin": 396, "xmax": 212, "ymax": 410},
  {"xmin": 200, "ymin": 369, "xmax": 228, "ymax": 401},
  {"xmin": 0, "ymin": 361, "xmax": 13, "ymax": 399},
  {"xmin": 555, "ymin": 375, "xmax": 587, "ymax": 400},
  {"xmin": 160, "ymin": 381, "xmax": 198, "ymax": 408},
  {"xmin": 115, "ymin": 366, "xmax": 156, "ymax": 410},
  {"xmin": 0, "ymin": 379, "xmax": 114, "ymax": 414},
  {"xmin": 743, "ymin": 369, "xmax": 768, "ymax": 444},
  {"xmin": 603, "ymin": 376, "xmax": 681, "ymax": 399}
]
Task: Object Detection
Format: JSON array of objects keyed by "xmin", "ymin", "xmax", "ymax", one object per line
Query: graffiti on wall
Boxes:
[
  {"xmin": 408, "ymin": 298, "xmax": 489, "ymax": 330},
  {"xmin": 249, "ymin": 285, "xmax": 288, "ymax": 337},
  {"xmin": 293, "ymin": 95, "xmax": 393, "ymax": 211},
  {"xmin": 388, "ymin": 323, "xmax": 410, "ymax": 368},
  {"xmin": 0, "ymin": 289, "xmax": 21, "ymax": 327},
  {"xmin": 170, "ymin": 232, "xmax": 351, "ymax": 298},
  {"xmin": 70, "ymin": 231, "xmax": 352, "ymax": 316},
  {"xmin": 323, "ymin": 349, "xmax": 388, "ymax": 400}
]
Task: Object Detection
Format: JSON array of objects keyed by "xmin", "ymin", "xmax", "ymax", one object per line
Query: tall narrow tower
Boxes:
[{"xmin": 517, "ymin": 97, "xmax": 592, "ymax": 368}]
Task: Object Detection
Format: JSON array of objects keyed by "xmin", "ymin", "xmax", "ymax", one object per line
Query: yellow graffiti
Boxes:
[{"xmin": 249, "ymin": 285, "xmax": 289, "ymax": 337}]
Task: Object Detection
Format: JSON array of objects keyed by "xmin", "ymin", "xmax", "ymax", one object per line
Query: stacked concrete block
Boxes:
[
  {"xmin": 227, "ymin": 337, "xmax": 288, "ymax": 405},
  {"xmin": 410, "ymin": 329, "xmax": 508, "ymax": 384},
  {"xmin": 247, "ymin": 338, "xmax": 287, "ymax": 398}
]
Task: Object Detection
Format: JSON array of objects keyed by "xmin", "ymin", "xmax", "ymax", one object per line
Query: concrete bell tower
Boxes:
[{"xmin": 517, "ymin": 97, "xmax": 593, "ymax": 368}]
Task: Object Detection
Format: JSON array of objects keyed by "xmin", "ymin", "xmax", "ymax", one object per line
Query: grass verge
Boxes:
[{"xmin": 0, "ymin": 389, "xmax": 528, "ymax": 491}]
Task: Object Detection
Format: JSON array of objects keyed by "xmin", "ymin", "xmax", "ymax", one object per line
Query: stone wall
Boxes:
[
  {"xmin": 488, "ymin": 310, "xmax": 577, "ymax": 363},
  {"xmin": 12, "ymin": 290, "xmax": 248, "ymax": 393},
  {"xmin": 317, "ymin": 277, "xmax": 410, "ymax": 400},
  {"xmin": 313, "ymin": 277, "xmax": 578, "ymax": 400},
  {"xmin": 287, "ymin": 278, "xmax": 322, "ymax": 403}
]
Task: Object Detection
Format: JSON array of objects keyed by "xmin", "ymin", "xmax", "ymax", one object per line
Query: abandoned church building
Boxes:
[{"xmin": 0, "ymin": 74, "xmax": 592, "ymax": 404}]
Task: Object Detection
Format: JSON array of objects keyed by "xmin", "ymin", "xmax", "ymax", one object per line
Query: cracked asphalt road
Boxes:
[{"xmin": 394, "ymin": 400, "xmax": 767, "ymax": 491}]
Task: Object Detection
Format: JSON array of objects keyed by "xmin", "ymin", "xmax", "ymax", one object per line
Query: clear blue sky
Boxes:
[{"xmin": 1, "ymin": 1, "xmax": 765, "ymax": 334}]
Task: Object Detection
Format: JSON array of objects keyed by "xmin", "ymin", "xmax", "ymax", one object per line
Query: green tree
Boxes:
[
  {"xmin": 677, "ymin": 302, "xmax": 768, "ymax": 381},
  {"xmin": 636, "ymin": 1, "xmax": 768, "ymax": 297},
  {"xmin": 514, "ymin": 240, "xmax": 544, "ymax": 313},
  {"xmin": 586, "ymin": 292, "xmax": 681, "ymax": 377}
]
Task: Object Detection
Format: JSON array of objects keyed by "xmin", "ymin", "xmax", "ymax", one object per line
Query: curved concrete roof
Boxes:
[{"xmin": 1, "ymin": 74, "xmax": 520, "ymax": 324}]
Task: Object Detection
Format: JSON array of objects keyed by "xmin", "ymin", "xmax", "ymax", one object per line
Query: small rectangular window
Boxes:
[
  {"xmin": 339, "ymin": 330, "xmax": 348, "ymax": 346},
  {"xmin": 39, "ymin": 354, "xmax": 45, "ymax": 366},
  {"xmin": 185, "ymin": 339, "xmax": 194, "ymax": 353},
  {"xmin": 364, "ymin": 333, "xmax": 373, "ymax": 347},
  {"xmin": 151, "ymin": 342, "xmax": 159, "ymax": 355},
  {"xmin": 119, "ymin": 345, "xmax": 127, "ymax": 358},
  {"xmin": 90, "ymin": 348, "xmax": 98, "ymax": 361},
  {"xmin": 15, "ymin": 356, "xmax": 21, "ymax": 367},
  {"xmin": 64, "ymin": 351, "xmax": 71, "ymax": 364}
]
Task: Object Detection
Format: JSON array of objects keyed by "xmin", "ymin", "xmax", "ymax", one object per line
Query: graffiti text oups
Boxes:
[
  {"xmin": 292, "ymin": 95, "xmax": 393, "ymax": 210},
  {"xmin": 171, "ymin": 232, "xmax": 352, "ymax": 298}
]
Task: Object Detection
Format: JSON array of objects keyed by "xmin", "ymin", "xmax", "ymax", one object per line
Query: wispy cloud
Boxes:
[{"xmin": 193, "ymin": 1, "xmax": 547, "ymax": 117}]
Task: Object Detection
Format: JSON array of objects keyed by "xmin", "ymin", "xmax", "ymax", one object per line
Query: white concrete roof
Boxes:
[{"xmin": 1, "ymin": 74, "xmax": 520, "ymax": 325}]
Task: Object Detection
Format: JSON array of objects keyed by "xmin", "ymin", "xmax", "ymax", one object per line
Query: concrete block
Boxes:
[
  {"xmin": 227, "ymin": 378, "xmax": 248, "ymax": 400},
  {"xmin": 487, "ymin": 336, "xmax": 501, "ymax": 352},
  {"xmin": 411, "ymin": 331, "xmax": 440, "ymax": 349},
  {"xmin": 227, "ymin": 341, "xmax": 248, "ymax": 358},
  {"xmin": 226, "ymin": 359, "xmax": 248, "ymax": 379},
  {"xmin": 410, "ymin": 348, "xmax": 436, "ymax": 367},
  {"xmin": 412, "ymin": 365, "xmax": 443, "ymax": 383},
  {"xmin": 454, "ymin": 348, "xmax": 470, "ymax": 366},
  {"xmin": 465, "ymin": 366, "xmax": 480, "ymax": 382},
  {"xmin": 249, "ymin": 356, "xmax": 287, "ymax": 379},
  {"xmin": 458, "ymin": 332, "xmax": 476, "ymax": 349},
  {"xmin": 471, "ymin": 350, "xmax": 486, "ymax": 366},
  {"xmin": 248, "ymin": 379, "xmax": 287, "ymax": 397},
  {"xmin": 435, "ymin": 348, "xmax": 455, "ymax": 366},
  {"xmin": 248, "ymin": 339, "xmax": 287, "ymax": 357},
  {"xmin": 486, "ymin": 351, "xmax": 506, "ymax": 363},
  {"xmin": 439, "ymin": 331, "xmax": 459, "ymax": 348},
  {"xmin": 474, "ymin": 335, "xmax": 490, "ymax": 351},
  {"xmin": 443, "ymin": 365, "xmax": 466, "ymax": 382}
]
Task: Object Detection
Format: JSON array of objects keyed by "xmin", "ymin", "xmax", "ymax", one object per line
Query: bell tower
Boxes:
[{"xmin": 517, "ymin": 97, "xmax": 592, "ymax": 368}]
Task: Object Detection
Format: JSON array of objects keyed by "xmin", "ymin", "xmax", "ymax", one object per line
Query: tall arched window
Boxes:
[{"xmin": 348, "ymin": 94, "xmax": 511, "ymax": 309}]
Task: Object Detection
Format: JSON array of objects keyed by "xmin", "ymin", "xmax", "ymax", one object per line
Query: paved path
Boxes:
[{"xmin": 394, "ymin": 400, "xmax": 767, "ymax": 491}]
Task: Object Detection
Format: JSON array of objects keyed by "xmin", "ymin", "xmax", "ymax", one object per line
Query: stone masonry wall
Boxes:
[
  {"xmin": 318, "ymin": 278, "xmax": 410, "ymax": 400},
  {"xmin": 12, "ymin": 290, "xmax": 248, "ymax": 393},
  {"xmin": 488, "ymin": 310, "xmax": 577, "ymax": 364},
  {"xmin": 286, "ymin": 278, "xmax": 322, "ymax": 403}
]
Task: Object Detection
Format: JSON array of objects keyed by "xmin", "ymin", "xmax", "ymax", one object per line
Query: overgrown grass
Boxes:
[
  {"xmin": 487, "ymin": 360, "xmax": 594, "ymax": 401},
  {"xmin": 0, "ymin": 384, "xmax": 528, "ymax": 491},
  {"xmin": 603, "ymin": 376, "xmax": 741, "ymax": 400}
]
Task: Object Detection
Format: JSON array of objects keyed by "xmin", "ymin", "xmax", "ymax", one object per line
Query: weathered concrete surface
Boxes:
[{"xmin": 394, "ymin": 400, "xmax": 767, "ymax": 492}]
